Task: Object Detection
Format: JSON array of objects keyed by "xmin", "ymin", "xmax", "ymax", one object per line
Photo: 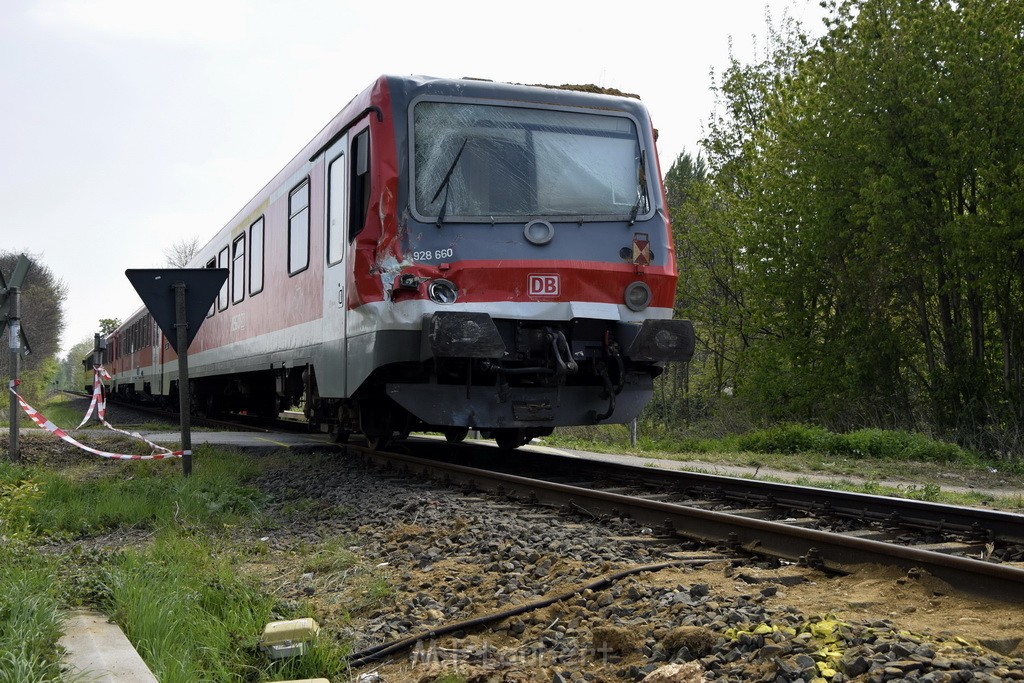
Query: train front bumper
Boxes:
[{"xmin": 425, "ymin": 312, "xmax": 695, "ymax": 363}]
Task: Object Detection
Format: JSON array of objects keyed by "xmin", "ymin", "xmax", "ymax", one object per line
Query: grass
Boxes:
[
  {"xmin": 0, "ymin": 443, "xmax": 354, "ymax": 682},
  {"xmin": 0, "ymin": 549, "xmax": 66, "ymax": 682},
  {"xmin": 548, "ymin": 423, "xmax": 1024, "ymax": 509},
  {"xmin": 103, "ymin": 530, "xmax": 349, "ymax": 683},
  {"xmin": 302, "ymin": 535, "xmax": 360, "ymax": 575},
  {"xmin": 0, "ymin": 447, "xmax": 268, "ymax": 536}
]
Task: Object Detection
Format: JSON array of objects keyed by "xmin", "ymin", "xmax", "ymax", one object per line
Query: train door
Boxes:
[
  {"xmin": 319, "ymin": 135, "xmax": 349, "ymax": 397},
  {"xmin": 152, "ymin": 319, "xmax": 163, "ymax": 395}
]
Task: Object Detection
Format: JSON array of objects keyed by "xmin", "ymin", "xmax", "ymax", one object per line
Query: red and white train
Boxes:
[{"xmin": 101, "ymin": 75, "xmax": 694, "ymax": 449}]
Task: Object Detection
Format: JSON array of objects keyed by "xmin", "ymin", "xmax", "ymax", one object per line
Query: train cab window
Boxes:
[
  {"xmin": 412, "ymin": 101, "xmax": 645, "ymax": 222},
  {"xmin": 217, "ymin": 246, "xmax": 229, "ymax": 311},
  {"xmin": 249, "ymin": 216, "xmax": 264, "ymax": 295},
  {"xmin": 289, "ymin": 179, "xmax": 310, "ymax": 274},
  {"xmin": 327, "ymin": 153, "xmax": 347, "ymax": 264},
  {"xmin": 206, "ymin": 257, "xmax": 216, "ymax": 317},
  {"xmin": 231, "ymin": 234, "xmax": 245, "ymax": 304},
  {"xmin": 350, "ymin": 130, "xmax": 370, "ymax": 241}
]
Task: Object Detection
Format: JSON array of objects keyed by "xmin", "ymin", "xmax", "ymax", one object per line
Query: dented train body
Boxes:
[{"xmin": 105, "ymin": 75, "xmax": 694, "ymax": 449}]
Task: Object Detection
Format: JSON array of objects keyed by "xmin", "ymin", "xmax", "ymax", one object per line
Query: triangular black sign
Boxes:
[{"xmin": 125, "ymin": 269, "xmax": 228, "ymax": 353}]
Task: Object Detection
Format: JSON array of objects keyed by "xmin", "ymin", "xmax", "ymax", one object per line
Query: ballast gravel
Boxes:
[{"xmin": 241, "ymin": 450, "xmax": 1024, "ymax": 682}]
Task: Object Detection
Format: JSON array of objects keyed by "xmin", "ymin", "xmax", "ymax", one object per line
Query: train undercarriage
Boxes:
[
  {"xmin": 110, "ymin": 315, "xmax": 692, "ymax": 452},
  {"xmin": 304, "ymin": 314, "xmax": 694, "ymax": 450}
]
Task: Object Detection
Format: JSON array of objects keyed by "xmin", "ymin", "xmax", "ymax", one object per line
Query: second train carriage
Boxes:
[{"xmin": 105, "ymin": 75, "xmax": 695, "ymax": 448}]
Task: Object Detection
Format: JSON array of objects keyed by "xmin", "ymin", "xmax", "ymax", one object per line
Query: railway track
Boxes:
[
  {"xmin": 58, "ymin": 392, "xmax": 1024, "ymax": 600},
  {"xmin": 355, "ymin": 439, "xmax": 1024, "ymax": 603},
  {"xmin": 68, "ymin": 391, "xmax": 306, "ymax": 433}
]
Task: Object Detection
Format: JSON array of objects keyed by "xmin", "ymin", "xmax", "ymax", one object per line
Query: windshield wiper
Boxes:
[
  {"xmin": 431, "ymin": 138, "xmax": 469, "ymax": 228},
  {"xmin": 628, "ymin": 149, "xmax": 649, "ymax": 225}
]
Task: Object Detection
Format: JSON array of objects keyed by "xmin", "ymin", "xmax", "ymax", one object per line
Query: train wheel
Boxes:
[
  {"xmin": 444, "ymin": 427, "xmax": 469, "ymax": 443},
  {"xmin": 494, "ymin": 428, "xmax": 529, "ymax": 450},
  {"xmin": 330, "ymin": 426, "xmax": 350, "ymax": 444}
]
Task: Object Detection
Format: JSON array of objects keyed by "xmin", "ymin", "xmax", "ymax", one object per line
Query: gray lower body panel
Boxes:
[{"xmin": 385, "ymin": 376, "xmax": 654, "ymax": 429}]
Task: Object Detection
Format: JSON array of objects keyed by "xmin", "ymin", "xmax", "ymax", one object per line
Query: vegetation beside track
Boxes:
[
  {"xmin": 0, "ymin": 434, "xmax": 351, "ymax": 682},
  {"xmin": 549, "ymin": 423, "xmax": 1024, "ymax": 509}
]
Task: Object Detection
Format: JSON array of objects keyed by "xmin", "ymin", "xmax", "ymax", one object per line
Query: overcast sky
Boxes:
[{"xmin": 0, "ymin": 0, "xmax": 826, "ymax": 356}]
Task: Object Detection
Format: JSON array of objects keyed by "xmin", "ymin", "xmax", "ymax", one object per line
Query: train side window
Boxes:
[
  {"xmin": 289, "ymin": 179, "xmax": 310, "ymax": 275},
  {"xmin": 249, "ymin": 216, "xmax": 264, "ymax": 295},
  {"xmin": 206, "ymin": 257, "xmax": 217, "ymax": 317},
  {"xmin": 327, "ymin": 153, "xmax": 347, "ymax": 265},
  {"xmin": 217, "ymin": 246, "xmax": 229, "ymax": 311},
  {"xmin": 231, "ymin": 234, "xmax": 245, "ymax": 304},
  {"xmin": 350, "ymin": 130, "xmax": 370, "ymax": 241}
]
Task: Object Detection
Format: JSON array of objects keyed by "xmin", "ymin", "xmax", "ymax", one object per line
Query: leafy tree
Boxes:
[
  {"xmin": 695, "ymin": 0, "xmax": 1024, "ymax": 454},
  {"xmin": 98, "ymin": 318, "xmax": 121, "ymax": 335},
  {"xmin": 650, "ymin": 150, "xmax": 745, "ymax": 430},
  {"xmin": 0, "ymin": 252, "xmax": 67, "ymax": 408},
  {"xmin": 57, "ymin": 336, "xmax": 95, "ymax": 391}
]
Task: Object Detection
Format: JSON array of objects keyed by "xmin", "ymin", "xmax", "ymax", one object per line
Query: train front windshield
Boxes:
[{"xmin": 412, "ymin": 101, "xmax": 648, "ymax": 222}]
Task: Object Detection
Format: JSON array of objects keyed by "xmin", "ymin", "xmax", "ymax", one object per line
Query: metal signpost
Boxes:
[
  {"xmin": 1, "ymin": 255, "xmax": 31, "ymax": 463},
  {"xmin": 125, "ymin": 268, "xmax": 228, "ymax": 476},
  {"xmin": 6, "ymin": 287, "xmax": 19, "ymax": 463}
]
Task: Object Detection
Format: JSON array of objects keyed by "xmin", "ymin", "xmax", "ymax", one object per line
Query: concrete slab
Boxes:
[{"xmin": 59, "ymin": 610, "xmax": 158, "ymax": 683}]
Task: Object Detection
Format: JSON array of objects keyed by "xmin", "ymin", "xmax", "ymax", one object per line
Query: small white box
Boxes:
[{"xmin": 260, "ymin": 618, "xmax": 319, "ymax": 660}]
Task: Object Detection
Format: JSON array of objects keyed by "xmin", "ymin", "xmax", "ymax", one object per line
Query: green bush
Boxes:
[
  {"xmin": 0, "ymin": 478, "xmax": 42, "ymax": 539},
  {"xmin": 733, "ymin": 424, "xmax": 973, "ymax": 464},
  {"xmin": 737, "ymin": 424, "xmax": 837, "ymax": 454},
  {"xmin": 552, "ymin": 424, "xmax": 631, "ymax": 448}
]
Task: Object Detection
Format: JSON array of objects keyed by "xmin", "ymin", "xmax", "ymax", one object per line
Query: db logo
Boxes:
[{"xmin": 528, "ymin": 274, "xmax": 559, "ymax": 296}]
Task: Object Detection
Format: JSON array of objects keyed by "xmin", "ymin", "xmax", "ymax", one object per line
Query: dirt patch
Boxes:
[{"xmin": 645, "ymin": 562, "xmax": 1024, "ymax": 651}]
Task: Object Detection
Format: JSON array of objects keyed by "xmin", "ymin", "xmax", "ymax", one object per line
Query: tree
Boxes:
[
  {"xmin": 651, "ymin": 150, "xmax": 746, "ymax": 429},
  {"xmin": 98, "ymin": 318, "xmax": 121, "ymax": 335},
  {"xmin": 697, "ymin": 0, "xmax": 1024, "ymax": 454},
  {"xmin": 163, "ymin": 236, "xmax": 201, "ymax": 267},
  {"xmin": 57, "ymin": 336, "xmax": 95, "ymax": 390},
  {"xmin": 0, "ymin": 251, "xmax": 68, "ymax": 407}
]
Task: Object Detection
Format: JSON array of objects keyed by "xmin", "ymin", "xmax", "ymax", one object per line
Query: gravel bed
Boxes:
[{"xmin": 243, "ymin": 450, "xmax": 1024, "ymax": 682}]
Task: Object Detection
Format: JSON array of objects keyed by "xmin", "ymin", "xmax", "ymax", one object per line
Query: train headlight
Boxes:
[
  {"xmin": 624, "ymin": 281, "xmax": 652, "ymax": 311},
  {"xmin": 427, "ymin": 279, "xmax": 458, "ymax": 305}
]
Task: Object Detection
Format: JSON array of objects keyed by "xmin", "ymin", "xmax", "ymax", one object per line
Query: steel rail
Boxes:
[
  {"xmin": 358, "ymin": 447, "xmax": 1024, "ymax": 603},
  {"xmin": 461, "ymin": 448, "xmax": 1024, "ymax": 545}
]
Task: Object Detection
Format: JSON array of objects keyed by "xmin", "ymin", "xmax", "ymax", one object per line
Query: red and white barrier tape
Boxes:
[
  {"xmin": 75, "ymin": 367, "xmax": 175, "ymax": 454},
  {"xmin": 10, "ymin": 369, "xmax": 187, "ymax": 460},
  {"xmin": 76, "ymin": 365, "xmax": 111, "ymax": 429}
]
